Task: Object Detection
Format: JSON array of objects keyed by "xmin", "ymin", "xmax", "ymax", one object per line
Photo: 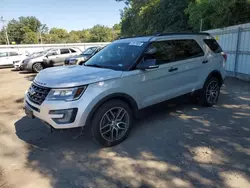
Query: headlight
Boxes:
[
  {"xmin": 47, "ymin": 86, "xmax": 87, "ymax": 101},
  {"xmin": 24, "ymin": 59, "xmax": 31, "ymax": 64}
]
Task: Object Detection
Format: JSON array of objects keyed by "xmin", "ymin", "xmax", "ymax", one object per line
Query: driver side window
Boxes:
[
  {"xmin": 145, "ymin": 41, "xmax": 175, "ymax": 65},
  {"xmin": 47, "ymin": 50, "xmax": 59, "ymax": 56}
]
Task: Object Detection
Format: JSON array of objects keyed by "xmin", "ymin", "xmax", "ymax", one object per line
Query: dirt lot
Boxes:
[{"xmin": 0, "ymin": 68, "xmax": 250, "ymax": 188}]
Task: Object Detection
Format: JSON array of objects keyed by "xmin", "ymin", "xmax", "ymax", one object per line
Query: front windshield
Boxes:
[
  {"xmin": 82, "ymin": 47, "xmax": 97, "ymax": 55},
  {"xmin": 85, "ymin": 41, "xmax": 147, "ymax": 70}
]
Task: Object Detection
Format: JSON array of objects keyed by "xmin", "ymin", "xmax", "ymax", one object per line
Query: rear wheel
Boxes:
[
  {"xmin": 32, "ymin": 62, "xmax": 44, "ymax": 73},
  {"xmin": 91, "ymin": 100, "xmax": 133, "ymax": 147},
  {"xmin": 199, "ymin": 77, "xmax": 220, "ymax": 107}
]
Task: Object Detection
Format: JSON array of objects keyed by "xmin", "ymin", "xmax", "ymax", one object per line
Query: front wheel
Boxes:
[
  {"xmin": 199, "ymin": 77, "xmax": 221, "ymax": 107},
  {"xmin": 91, "ymin": 100, "xmax": 133, "ymax": 147},
  {"xmin": 32, "ymin": 62, "xmax": 44, "ymax": 73}
]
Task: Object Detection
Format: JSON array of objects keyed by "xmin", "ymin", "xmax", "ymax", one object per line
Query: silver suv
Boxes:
[
  {"xmin": 22, "ymin": 47, "xmax": 81, "ymax": 73},
  {"xmin": 24, "ymin": 33, "xmax": 226, "ymax": 147}
]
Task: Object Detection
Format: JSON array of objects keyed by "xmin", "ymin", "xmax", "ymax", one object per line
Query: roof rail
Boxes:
[
  {"xmin": 157, "ymin": 32, "xmax": 210, "ymax": 36},
  {"xmin": 119, "ymin": 34, "xmax": 154, "ymax": 39},
  {"xmin": 119, "ymin": 32, "xmax": 210, "ymax": 40}
]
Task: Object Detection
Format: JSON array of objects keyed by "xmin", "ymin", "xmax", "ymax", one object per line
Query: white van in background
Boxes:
[{"xmin": 0, "ymin": 50, "xmax": 29, "ymax": 68}]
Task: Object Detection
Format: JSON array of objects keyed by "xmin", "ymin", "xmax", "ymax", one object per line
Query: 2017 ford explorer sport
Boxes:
[{"xmin": 24, "ymin": 33, "xmax": 226, "ymax": 147}]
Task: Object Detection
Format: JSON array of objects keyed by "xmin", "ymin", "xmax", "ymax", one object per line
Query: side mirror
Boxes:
[{"xmin": 136, "ymin": 59, "xmax": 159, "ymax": 70}]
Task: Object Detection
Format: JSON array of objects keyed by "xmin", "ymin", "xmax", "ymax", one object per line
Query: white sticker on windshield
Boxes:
[{"xmin": 129, "ymin": 42, "xmax": 144, "ymax": 46}]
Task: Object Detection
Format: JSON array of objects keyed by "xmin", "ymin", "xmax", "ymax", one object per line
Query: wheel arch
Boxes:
[
  {"xmin": 206, "ymin": 70, "xmax": 223, "ymax": 86},
  {"xmin": 85, "ymin": 93, "xmax": 139, "ymax": 126}
]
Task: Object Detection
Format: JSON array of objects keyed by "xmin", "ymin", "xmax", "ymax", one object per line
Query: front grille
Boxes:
[{"xmin": 28, "ymin": 83, "xmax": 51, "ymax": 105}]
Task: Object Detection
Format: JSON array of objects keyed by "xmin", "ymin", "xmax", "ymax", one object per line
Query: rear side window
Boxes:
[
  {"xmin": 9, "ymin": 52, "xmax": 19, "ymax": 56},
  {"xmin": 70, "ymin": 48, "xmax": 76, "ymax": 53},
  {"xmin": 146, "ymin": 39, "xmax": 204, "ymax": 65},
  {"xmin": 174, "ymin": 40, "xmax": 204, "ymax": 61},
  {"xmin": 60, "ymin": 49, "xmax": 70, "ymax": 54},
  {"xmin": 204, "ymin": 39, "xmax": 222, "ymax": 53},
  {"xmin": 0, "ymin": 52, "xmax": 8, "ymax": 57}
]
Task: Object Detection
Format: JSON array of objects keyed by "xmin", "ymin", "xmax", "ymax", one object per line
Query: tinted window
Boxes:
[
  {"xmin": 60, "ymin": 49, "xmax": 70, "ymax": 54},
  {"xmin": 70, "ymin": 48, "xmax": 76, "ymax": 53},
  {"xmin": 146, "ymin": 41, "xmax": 175, "ymax": 65},
  {"xmin": 174, "ymin": 40, "xmax": 204, "ymax": 61},
  {"xmin": 146, "ymin": 39, "xmax": 204, "ymax": 65},
  {"xmin": 204, "ymin": 39, "xmax": 222, "ymax": 53},
  {"xmin": 0, "ymin": 52, "xmax": 8, "ymax": 57},
  {"xmin": 9, "ymin": 52, "xmax": 19, "ymax": 56}
]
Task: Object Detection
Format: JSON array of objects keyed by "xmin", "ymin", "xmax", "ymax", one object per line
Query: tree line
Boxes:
[
  {"xmin": 117, "ymin": 0, "xmax": 250, "ymax": 36},
  {"xmin": 1, "ymin": 0, "xmax": 250, "ymax": 44},
  {"xmin": 0, "ymin": 16, "xmax": 121, "ymax": 44}
]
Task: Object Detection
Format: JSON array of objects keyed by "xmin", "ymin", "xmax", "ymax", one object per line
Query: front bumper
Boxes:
[{"xmin": 24, "ymin": 92, "xmax": 93, "ymax": 129}]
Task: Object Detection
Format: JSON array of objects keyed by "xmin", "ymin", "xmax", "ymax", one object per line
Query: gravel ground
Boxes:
[{"xmin": 0, "ymin": 68, "xmax": 250, "ymax": 188}]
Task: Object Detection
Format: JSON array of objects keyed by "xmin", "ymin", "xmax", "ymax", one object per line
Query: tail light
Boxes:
[{"xmin": 221, "ymin": 52, "xmax": 227, "ymax": 61}]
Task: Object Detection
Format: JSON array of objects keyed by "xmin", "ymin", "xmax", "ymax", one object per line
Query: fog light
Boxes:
[{"xmin": 49, "ymin": 108, "xmax": 78, "ymax": 124}]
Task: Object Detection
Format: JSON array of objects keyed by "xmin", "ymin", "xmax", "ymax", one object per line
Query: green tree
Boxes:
[
  {"xmin": 0, "ymin": 30, "xmax": 6, "ymax": 44},
  {"xmin": 49, "ymin": 28, "xmax": 69, "ymax": 40},
  {"xmin": 117, "ymin": 0, "xmax": 189, "ymax": 36},
  {"xmin": 89, "ymin": 25, "xmax": 113, "ymax": 42},
  {"xmin": 186, "ymin": 0, "xmax": 250, "ymax": 31},
  {"xmin": 43, "ymin": 34, "xmax": 61, "ymax": 44},
  {"xmin": 22, "ymin": 32, "xmax": 38, "ymax": 44},
  {"xmin": 5, "ymin": 16, "xmax": 48, "ymax": 44}
]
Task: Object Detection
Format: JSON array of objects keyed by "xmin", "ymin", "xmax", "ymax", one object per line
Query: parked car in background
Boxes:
[
  {"xmin": 22, "ymin": 47, "xmax": 81, "ymax": 73},
  {"xmin": 13, "ymin": 51, "xmax": 44, "ymax": 70},
  {"xmin": 64, "ymin": 46, "xmax": 103, "ymax": 66},
  {"xmin": 0, "ymin": 50, "xmax": 28, "ymax": 68},
  {"xmin": 24, "ymin": 33, "xmax": 226, "ymax": 147}
]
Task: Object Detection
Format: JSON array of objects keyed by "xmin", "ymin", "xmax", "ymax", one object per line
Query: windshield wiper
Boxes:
[{"xmin": 84, "ymin": 64, "xmax": 104, "ymax": 68}]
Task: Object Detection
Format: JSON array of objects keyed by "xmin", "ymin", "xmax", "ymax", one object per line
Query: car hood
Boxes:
[
  {"xmin": 34, "ymin": 66, "xmax": 123, "ymax": 88},
  {"xmin": 23, "ymin": 55, "xmax": 44, "ymax": 63}
]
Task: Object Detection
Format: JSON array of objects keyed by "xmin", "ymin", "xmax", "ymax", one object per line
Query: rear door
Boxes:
[
  {"xmin": 58, "ymin": 48, "xmax": 71, "ymax": 65},
  {"xmin": 169, "ymin": 39, "xmax": 206, "ymax": 95}
]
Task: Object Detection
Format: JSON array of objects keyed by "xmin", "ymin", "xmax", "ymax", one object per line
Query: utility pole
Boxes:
[
  {"xmin": 200, "ymin": 18, "xmax": 203, "ymax": 32},
  {"xmin": 39, "ymin": 30, "xmax": 43, "ymax": 44},
  {"xmin": 0, "ymin": 16, "xmax": 10, "ymax": 45}
]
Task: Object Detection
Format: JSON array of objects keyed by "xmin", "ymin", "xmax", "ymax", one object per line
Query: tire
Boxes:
[
  {"xmin": 91, "ymin": 100, "xmax": 133, "ymax": 147},
  {"xmin": 198, "ymin": 77, "xmax": 221, "ymax": 107},
  {"xmin": 32, "ymin": 62, "xmax": 44, "ymax": 73}
]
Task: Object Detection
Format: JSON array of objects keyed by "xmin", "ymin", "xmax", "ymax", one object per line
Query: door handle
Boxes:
[
  {"xmin": 169, "ymin": 67, "xmax": 178, "ymax": 72},
  {"xmin": 202, "ymin": 60, "xmax": 209, "ymax": 64}
]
